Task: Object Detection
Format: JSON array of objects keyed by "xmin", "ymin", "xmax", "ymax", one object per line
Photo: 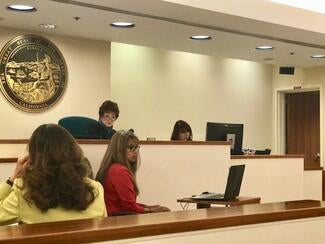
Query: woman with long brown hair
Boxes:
[
  {"xmin": 96, "ymin": 130, "xmax": 169, "ymax": 215},
  {"xmin": 0, "ymin": 124, "xmax": 106, "ymax": 225}
]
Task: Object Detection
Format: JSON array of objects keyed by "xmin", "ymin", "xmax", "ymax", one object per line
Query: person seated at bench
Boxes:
[
  {"xmin": 0, "ymin": 124, "xmax": 107, "ymax": 225},
  {"xmin": 171, "ymin": 120, "xmax": 193, "ymax": 141},
  {"xmin": 96, "ymin": 130, "xmax": 170, "ymax": 215},
  {"xmin": 87, "ymin": 100, "xmax": 120, "ymax": 139}
]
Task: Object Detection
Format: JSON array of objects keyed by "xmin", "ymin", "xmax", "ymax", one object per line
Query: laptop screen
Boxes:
[{"xmin": 223, "ymin": 164, "xmax": 245, "ymax": 201}]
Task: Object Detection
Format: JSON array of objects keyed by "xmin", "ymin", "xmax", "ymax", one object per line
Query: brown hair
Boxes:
[
  {"xmin": 171, "ymin": 120, "xmax": 193, "ymax": 141},
  {"xmin": 96, "ymin": 130, "xmax": 140, "ymax": 194},
  {"xmin": 99, "ymin": 100, "xmax": 119, "ymax": 119},
  {"xmin": 22, "ymin": 124, "xmax": 96, "ymax": 212}
]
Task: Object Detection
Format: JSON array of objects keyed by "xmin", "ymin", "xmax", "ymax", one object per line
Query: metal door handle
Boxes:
[{"xmin": 314, "ymin": 153, "xmax": 320, "ymax": 160}]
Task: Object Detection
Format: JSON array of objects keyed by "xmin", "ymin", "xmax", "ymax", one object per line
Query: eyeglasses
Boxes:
[
  {"xmin": 102, "ymin": 113, "xmax": 116, "ymax": 121},
  {"xmin": 127, "ymin": 144, "xmax": 140, "ymax": 152}
]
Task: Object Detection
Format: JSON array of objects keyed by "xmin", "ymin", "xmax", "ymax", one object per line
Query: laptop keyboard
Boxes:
[{"xmin": 192, "ymin": 193, "xmax": 224, "ymax": 199}]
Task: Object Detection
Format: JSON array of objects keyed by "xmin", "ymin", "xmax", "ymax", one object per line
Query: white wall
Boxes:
[
  {"xmin": 111, "ymin": 43, "xmax": 273, "ymax": 150},
  {"xmin": 107, "ymin": 217, "xmax": 325, "ymax": 244},
  {"xmin": 0, "ymin": 26, "xmax": 111, "ymax": 138},
  {"xmin": 231, "ymin": 157, "xmax": 308, "ymax": 202},
  {"xmin": 1, "ymin": 27, "xmax": 276, "ymax": 152}
]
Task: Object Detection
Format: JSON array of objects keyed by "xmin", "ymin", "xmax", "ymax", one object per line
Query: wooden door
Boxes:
[{"xmin": 286, "ymin": 91, "xmax": 320, "ymax": 168}]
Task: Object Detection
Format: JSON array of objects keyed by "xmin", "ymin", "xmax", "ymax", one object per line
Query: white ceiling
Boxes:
[{"xmin": 1, "ymin": 0, "xmax": 325, "ymax": 67}]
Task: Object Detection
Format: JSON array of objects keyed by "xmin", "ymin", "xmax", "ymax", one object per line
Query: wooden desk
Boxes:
[{"xmin": 177, "ymin": 196, "xmax": 261, "ymax": 209}]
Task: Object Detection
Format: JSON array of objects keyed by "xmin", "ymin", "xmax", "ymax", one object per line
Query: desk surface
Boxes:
[
  {"xmin": 0, "ymin": 200, "xmax": 324, "ymax": 243},
  {"xmin": 177, "ymin": 196, "xmax": 261, "ymax": 206}
]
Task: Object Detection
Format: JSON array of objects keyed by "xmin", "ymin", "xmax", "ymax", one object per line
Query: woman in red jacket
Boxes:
[{"xmin": 96, "ymin": 130, "xmax": 170, "ymax": 215}]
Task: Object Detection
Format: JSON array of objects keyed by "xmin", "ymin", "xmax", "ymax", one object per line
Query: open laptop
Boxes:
[{"xmin": 191, "ymin": 164, "xmax": 245, "ymax": 201}]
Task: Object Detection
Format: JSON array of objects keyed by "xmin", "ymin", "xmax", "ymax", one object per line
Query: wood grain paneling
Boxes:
[
  {"xmin": 0, "ymin": 200, "xmax": 324, "ymax": 243},
  {"xmin": 286, "ymin": 91, "xmax": 320, "ymax": 168}
]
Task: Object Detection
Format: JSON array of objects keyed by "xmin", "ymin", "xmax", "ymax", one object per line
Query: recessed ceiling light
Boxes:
[
  {"xmin": 190, "ymin": 35, "xmax": 211, "ymax": 40},
  {"xmin": 7, "ymin": 4, "xmax": 36, "ymax": 12},
  {"xmin": 39, "ymin": 23, "xmax": 57, "ymax": 29},
  {"xmin": 255, "ymin": 46, "xmax": 274, "ymax": 50},
  {"xmin": 311, "ymin": 55, "xmax": 325, "ymax": 59},
  {"xmin": 110, "ymin": 22, "xmax": 135, "ymax": 28}
]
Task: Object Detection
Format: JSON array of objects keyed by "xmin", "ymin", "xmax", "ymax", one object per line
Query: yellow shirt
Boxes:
[{"xmin": 0, "ymin": 178, "xmax": 107, "ymax": 225}]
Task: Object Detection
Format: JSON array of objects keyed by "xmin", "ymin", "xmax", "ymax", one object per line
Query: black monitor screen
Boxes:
[{"xmin": 206, "ymin": 122, "xmax": 244, "ymax": 155}]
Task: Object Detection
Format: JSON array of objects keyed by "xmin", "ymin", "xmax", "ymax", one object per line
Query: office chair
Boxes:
[{"xmin": 58, "ymin": 116, "xmax": 99, "ymax": 139}]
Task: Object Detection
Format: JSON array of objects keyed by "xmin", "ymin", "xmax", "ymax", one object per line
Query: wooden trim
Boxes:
[
  {"xmin": 0, "ymin": 200, "xmax": 324, "ymax": 243},
  {"xmin": 231, "ymin": 154, "xmax": 304, "ymax": 159},
  {"xmin": 305, "ymin": 166, "xmax": 323, "ymax": 171},
  {"xmin": 0, "ymin": 158, "xmax": 17, "ymax": 163},
  {"xmin": 0, "ymin": 139, "xmax": 28, "ymax": 144},
  {"xmin": 0, "ymin": 139, "xmax": 230, "ymax": 146},
  {"xmin": 323, "ymin": 171, "xmax": 325, "ymax": 201}
]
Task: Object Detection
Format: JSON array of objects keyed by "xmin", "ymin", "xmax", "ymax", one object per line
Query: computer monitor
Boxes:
[{"xmin": 206, "ymin": 122, "xmax": 244, "ymax": 155}]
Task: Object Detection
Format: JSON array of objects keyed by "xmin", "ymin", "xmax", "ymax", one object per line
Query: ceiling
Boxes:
[{"xmin": 1, "ymin": 0, "xmax": 325, "ymax": 67}]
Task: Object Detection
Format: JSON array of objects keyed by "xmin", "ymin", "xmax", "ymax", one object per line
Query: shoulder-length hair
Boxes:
[
  {"xmin": 95, "ymin": 130, "xmax": 140, "ymax": 194},
  {"xmin": 22, "ymin": 124, "xmax": 96, "ymax": 212},
  {"xmin": 171, "ymin": 120, "xmax": 193, "ymax": 141}
]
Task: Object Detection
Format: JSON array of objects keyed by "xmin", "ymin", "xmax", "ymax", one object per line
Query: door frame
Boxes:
[{"xmin": 274, "ymin": 85, "xmax": 323, "ymax": 166}]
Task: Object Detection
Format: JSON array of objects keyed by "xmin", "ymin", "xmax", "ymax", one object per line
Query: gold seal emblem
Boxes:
[{"xmin": 0, "ymin": 35, "xmax": 67, "ymax": 112}]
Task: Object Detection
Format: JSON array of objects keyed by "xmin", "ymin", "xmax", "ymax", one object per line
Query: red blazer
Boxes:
[{"xmin": 104, "ymin": 163, "xmax": 144, "ymax": 215}]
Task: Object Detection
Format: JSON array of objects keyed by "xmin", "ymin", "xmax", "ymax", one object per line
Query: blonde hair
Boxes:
[{"xmin": 96, "ymin": 130, "xmax": 140, "ymax": 194}]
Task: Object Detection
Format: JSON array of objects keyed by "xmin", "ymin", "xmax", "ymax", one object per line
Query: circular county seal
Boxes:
[{"xmin": 0, "ymin": 35, "xmax": 67, "ymax": 112}]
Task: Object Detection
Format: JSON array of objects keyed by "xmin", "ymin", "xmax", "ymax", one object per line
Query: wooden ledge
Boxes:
[
  {"xmin": 0, "ymin": 139, "xmax": 230, "ymax": 146},
  {"xmin": 0, "ymin": 158, "xmax": 17, "ymax": 163},
  {"xmin": 0, "ymin": 200, "xmax": 324, "ymax": 243},
  {"xmin": 231, "ymin": 154, "xmax": 304, "ymax": 159},
  {"xmin": 305, "ymin": 166, "xmax": 323, "ymax": 171},
  {"xmin": 0, "ymin": 139, "xmax": 28, "ymax": 144}
]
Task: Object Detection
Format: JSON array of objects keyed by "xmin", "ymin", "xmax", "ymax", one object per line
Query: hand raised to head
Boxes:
[{"xmin": 10, "ymin": 155, "xmax": 30, "ymax": 181}]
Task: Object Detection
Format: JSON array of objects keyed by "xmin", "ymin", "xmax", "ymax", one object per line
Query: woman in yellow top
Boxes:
[{"xmin": 0, "ymin": 124, "xmax": 107, "ymax": 225}]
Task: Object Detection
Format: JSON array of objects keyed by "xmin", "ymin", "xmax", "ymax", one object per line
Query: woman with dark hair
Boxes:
[
  {"xmin": 0, "ymin": 124, "xmax": 106, "ymax": 225},
  {"xmin": 96, "ymin": 130, "xmax": 170, "ymax": 215},
  {"xmin": 86, "ymin": 100, "xmax": 120, "ymax": 139},
  {"xmin": 171, "ymin": 120, "xmax": 193, "ymax": 141}
]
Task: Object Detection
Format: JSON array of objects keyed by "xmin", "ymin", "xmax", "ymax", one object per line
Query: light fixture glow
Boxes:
[
  {"xmin": 110, "ymin": 22, "xmax": 135, "ymax": 28},
  {"xmin": 311, "ymin": 55, "xmax": 325, "ymax": 59},
  {"xmin": 7, "ymin": 4, "xmax": 36, "ymax": 12},
  {"xmin": 255, "ymin": 46, "xmax": 274, "ymax": 50},
  {"xmin": 190, "ymin": 35, "xmax": 211, "ymax": 40},
  {"xmin": 39, "ymin": 23, "xmax": 57, "ymax": 29}
]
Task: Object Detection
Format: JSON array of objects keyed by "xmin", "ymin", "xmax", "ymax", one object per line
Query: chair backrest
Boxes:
[{"xmin": 58, "ymin": 116, "xmax": 99, "ymax": 139}]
